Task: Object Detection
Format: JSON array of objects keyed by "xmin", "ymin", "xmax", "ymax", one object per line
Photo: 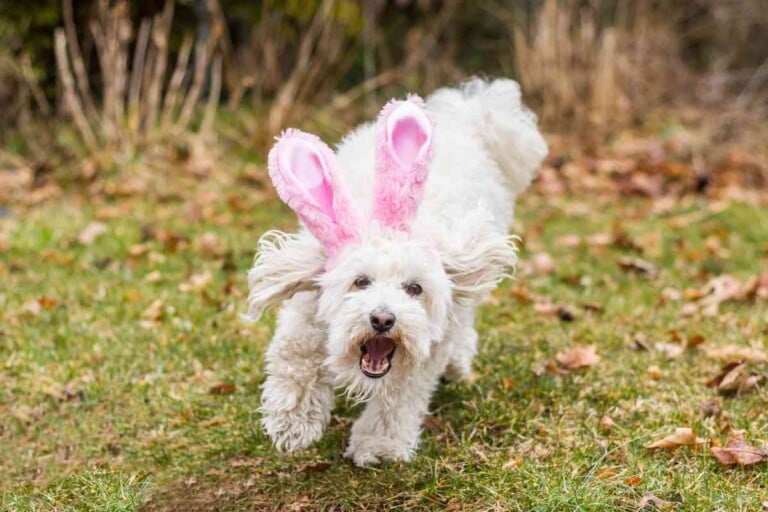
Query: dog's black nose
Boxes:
[{"xmin": 370, "ymin": 309, "xmax": 396, "ymax": 333}]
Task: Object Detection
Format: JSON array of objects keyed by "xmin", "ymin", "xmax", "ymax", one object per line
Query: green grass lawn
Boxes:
[{"xmin": 1, "ymin": 173, "xmax": 767, "ymax": 511}]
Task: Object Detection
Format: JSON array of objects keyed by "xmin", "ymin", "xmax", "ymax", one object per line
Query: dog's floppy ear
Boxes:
[
  {"xmin": 245, "ymin": 230, "xmax": 325, "ymax": 321},
  {"xmin": 438, "ymin": 211, "xmax": 518, "ymax": 303},
  {"xmin": 268, "ymin": 129, "xmax": 360, "ymax": 259},
  {"xmin": 372, "ymin": 96, "xmax": 434, "ymax": 231}
]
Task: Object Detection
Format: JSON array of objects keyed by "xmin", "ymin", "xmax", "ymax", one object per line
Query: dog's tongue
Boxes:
[{"xmin": 364, "ymin": 337, "xmax": 395, "ymax": 363}]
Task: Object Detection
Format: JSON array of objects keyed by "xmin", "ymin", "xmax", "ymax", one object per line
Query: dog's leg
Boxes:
[
  {"xmin": 260, "ymin": 292, "xmax": 334, "ymax": 452},
  {"xmin": 344, "ymin": 346, "xmax": 450, "ymax": 466},
  {"xmin": 442, "ymin": 306, "xmax": 477, "ymax": 382}
]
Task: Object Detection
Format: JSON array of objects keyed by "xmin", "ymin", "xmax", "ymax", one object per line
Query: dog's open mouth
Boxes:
[{"xmin": 359, "ymin": 337, "xmax": 396, "ymax": 378}]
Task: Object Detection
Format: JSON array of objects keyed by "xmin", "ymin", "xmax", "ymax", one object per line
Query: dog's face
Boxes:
[{"xmin": 317, "ymin": 234, "xmax": 451, "ymax": 396}]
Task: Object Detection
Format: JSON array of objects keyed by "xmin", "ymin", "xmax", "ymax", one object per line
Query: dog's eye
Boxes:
[
  {"xmin": 405, "ymin": 283, "xmax": 422, "ymax": 297},
  {"xmin": 354, "ymin": 276, "xmax": 371, "ymax": 289}
]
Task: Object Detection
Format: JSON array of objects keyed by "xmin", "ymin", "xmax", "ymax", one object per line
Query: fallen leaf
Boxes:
[
  {"xmin": 36, "ymin": 296, "xmax": 59, "ymax": 310},
  {"xmin": 143, "ymin": 299, "xmax": 165, "ymax": 321},
  {"xmin": 647, "ymin": 365, "xmax": 663, "ymax": 380},
  {"xmin": 20, "ymin": 296, "xmax": 60, "ymax": 317},
  {"xmin": 534, "ymin": 301, "xmax": 558, "ymax": 315},
  {"xmin": 689, "ymin": 274, "xmax": 766, "ymax": 316},
  {"xmin": 638, "ymin": 493, "xmax": 676, "ymax": 510},
  {"xmin": 654, "ymin": 342, "xmax": 685, "ymax": 359},
  {"xmin": 628, "ymin": 333, "xmax": 652, "ymax": 351},
  {"xmin": 199, "ymin": 416, "xmax": 228, "ymax": 427},
  {"xmin": 698, "ymin": 275, "xmax": 742, "ymax": 315},
  {"xmin": 581, "ymin": 301, "xmax": 604, "ymax": 313},
  {"xmin": 128, "ymin": 243, "xmax": 150, "ymax": 257},
  {"xmin": 686, "ymin": 334, "xmax": 706, "ymax": 349},
  {"xmin": 229, "ymin": 458, "xmax": 261, "ymax": 469},
  {"xmin": 297, "ymin": 460, "xmax": 332, "ymax": 474},
  {"xmin": 586, "ymin": 233, "xmax": 612, "ymax": 246},
  {"xmin": 647, "ymin": 427, "xmax": 706, "ymax": 451},
  {"xmin": 77, "ymin": 222, "xmax": 108, "ymax": 245},
  {"xmin": 209, "ymin": 382, "xmax": 236, "ymax": 396},
  {"xmin": 179, "ymin": 271, "xmax": 213, "ymax": 293},
  {"xmin": 534, "ymin": 301, "xmax": 576, "ymax": 322},
  {"xmin": 555, "ymin": 345, "xmax": 600, "ymax": 370},
  {"xmin": 530, "ymin": 252, "xmax": 555, "ymax": 275},
  {"xmin": 624, "ymin": 476, "xmax": 642, "ymax": 486},
  {"xmin": 557, "ymin": 307, "xmax": 575, "ymax": 322},
  {"xmin": 661, "ymin": 287, "xmax": 682, "ymax": 302},
  {"xmin": 556, "ymin": 234, "xmax": 582, "ymax": 248},
  {"xmin": 700, "ymin": 399, "xmax": 721, "ymax": 418},
  {"xmin": 195, "ymin": 232, "xmax": 225, "ymax": 258},
  {"xmin": 706, "ymin": 361, "xmax": 763, "ymax": 395},
  {"xmin": 599, "ymin": 415, "xmax": 616, "ymax": 431},
  {"xmin": 680, "ymin": 303, "xmax": 698, "ymax": 317},
  {"xmin": 618, "ymin": 256, "xmax": 657, "ymax": 278},
  {"xmin": 711, "ymin": 431, "xmax": 768, "ymax": 466},
  {"xmin": 143, "ymin": 271, "xmax": 163, "ymax": 283},
  {"xmin": 617, "ymin": 172, "xmax": 664, "ymax": 197},
  {"xmin": 156, "ymin": 230, "xmax": 190, "ymax": 253},
  {"xmin": 595, "ymin": 466, "xmax": 617, "ymax": 480},
  {"xmin": 502, "ymin": 458, "xmax": 523, "ymax": 470}
]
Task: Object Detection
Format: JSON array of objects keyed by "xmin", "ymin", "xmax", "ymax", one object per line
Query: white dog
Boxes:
[{"xmin": 245, "ymin": 78, "xmax": 547, "ymax": 467}]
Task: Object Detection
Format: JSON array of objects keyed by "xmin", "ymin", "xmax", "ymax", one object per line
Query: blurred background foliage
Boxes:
[{"xmin": 0, "ymin": 0, "xmax": 766, "ymax": 175}]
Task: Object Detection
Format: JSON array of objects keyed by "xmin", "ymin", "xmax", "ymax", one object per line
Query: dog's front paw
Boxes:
[
  {"xmin": 260, "ymin": 376, "xmax": 333, "ymax": 452},
  {"xmin": 343, "ymin": 436, "xmax": 412, "ymax": 467},
  {"xmin": 441, "ymin": 360, "xmax": 472, "ymax": 383},
  {"xmin": 263, "ymin": 410, "xmax": 326, "ymax": 453}
]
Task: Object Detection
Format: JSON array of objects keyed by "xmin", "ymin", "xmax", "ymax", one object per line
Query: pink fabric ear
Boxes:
[
  {"xmin": 267, "ymin": 129, "xmax": 360, "ymax": 258},
  {"xmin": 372, "ymin": 95, "xmax": 434, "ymax": 232}
]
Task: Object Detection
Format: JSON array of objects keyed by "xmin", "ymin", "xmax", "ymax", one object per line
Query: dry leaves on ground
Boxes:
[
  {"xmin": 141, "ymin": 299, "xmax": 166, "ymax": 322},
  {"xmin": 700, "ymin": 399, "xmax": 722, "ymax": 418},
  {"xmin": 711, "ymin": 431, "xmax": 768, "ymax": 466},
  {"xmin": 647, "ymin": 427, "xmax": 706, "ymax": 451},
  {"xmin": 179, "ymin": 271, "xmax": 213, "ymax": 293},
  {"xmin": 195, "ymin": 232, "xmax": 226, "ymax": 258},
  {"xmin": 502, "ymin": 458, "xmax": 523, "ymax": 471},
  {"xmin": 209, "ymin": 382, "xmax": 236, "ymax": 396},
  {"xmin": 706, "ymin": 362, "xmax": 763, "ymax": 395},
  {"xmin": 529, "ymin": 252, "xmax": 555, "ymax": 275},
  {"xmin": 533, "ymin": 301, "xmax": 577, "ymax": 322},
  {"xmin": 155, "ymin": 230, "xmax": 191, "ymax": 253},
  {"xmin": 297, "ymin": 460, "xmax": 333, "ymax": 474},
  {"xmin": 617, "ymin": 256, "xmax": 658, "ymax": 279},
  {"xmin": 638, "ymin": 493, "xmax": 676, "ymax": 510},
  {"xmin": 18, "ymin": 296, "xmax": 60, "ymax": 319},
  {"xmin": 77, "ymin": 221, "xmax": 108, "ymax": 245},
  {"xmin": 555, "ymin": 345, "xmax": 600, "ymax": 370},
  {"xmin": 654, "ymin": 342, "xmax": 685, "ymax": 359},
  {"xmin": 599, "ymin": 415, "xmax": 616, "ymax": 431},
  {"xmin": 685, "ymin": 274, "xmax": 768, "ymax": 316}
]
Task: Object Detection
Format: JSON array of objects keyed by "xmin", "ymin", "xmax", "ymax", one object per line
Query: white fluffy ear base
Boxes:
[
  {"xmin": 439, "ymin": 220, "xmax": 518, "ymax": 303},
  {"xmin": 244, "ymin": 230, "xmax": 325, "ymax": 321}
]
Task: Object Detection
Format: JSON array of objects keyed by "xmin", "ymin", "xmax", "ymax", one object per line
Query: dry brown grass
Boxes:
[
  {"xmin": 54, "ymin": 0, "xmax": 222, "ymax": 155},
  {"xmin": 509, "ymin": 0, "xmax": 685, "ymax": 129}
]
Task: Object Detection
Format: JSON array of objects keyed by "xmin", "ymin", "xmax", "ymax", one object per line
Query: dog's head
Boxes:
[{"xmin": 247, "ymin": 97, "xmax": 514, "ymax": 397}]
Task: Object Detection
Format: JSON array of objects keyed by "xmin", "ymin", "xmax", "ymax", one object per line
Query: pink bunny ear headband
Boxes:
[{"xmin": 267, "ymin": 95, "xmax": 434, "ymax": 267}]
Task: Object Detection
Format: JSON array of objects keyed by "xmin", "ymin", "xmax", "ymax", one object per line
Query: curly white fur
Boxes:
[{"xmin": 248, "ymin": 78, "xmax": 547, "ymax": 466}]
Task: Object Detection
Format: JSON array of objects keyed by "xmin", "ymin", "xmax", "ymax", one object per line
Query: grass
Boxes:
[{"xmin": 1, "ymin": 159, "xmax": 767, "ymax": 511}]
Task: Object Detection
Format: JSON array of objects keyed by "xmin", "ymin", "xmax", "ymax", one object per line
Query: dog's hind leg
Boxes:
[
  {"xmin": 442, "ymin": 306, "xmax": 478, "ymax": 382},
  {"xmin": 260, "ymin": 292, "xmax": 334, "ymax": 452}
]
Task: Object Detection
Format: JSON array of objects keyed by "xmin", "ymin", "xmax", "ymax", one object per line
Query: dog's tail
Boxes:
[{"xmin": 427, "ymin": 78, "xmax": 548, "ymax": 197}]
